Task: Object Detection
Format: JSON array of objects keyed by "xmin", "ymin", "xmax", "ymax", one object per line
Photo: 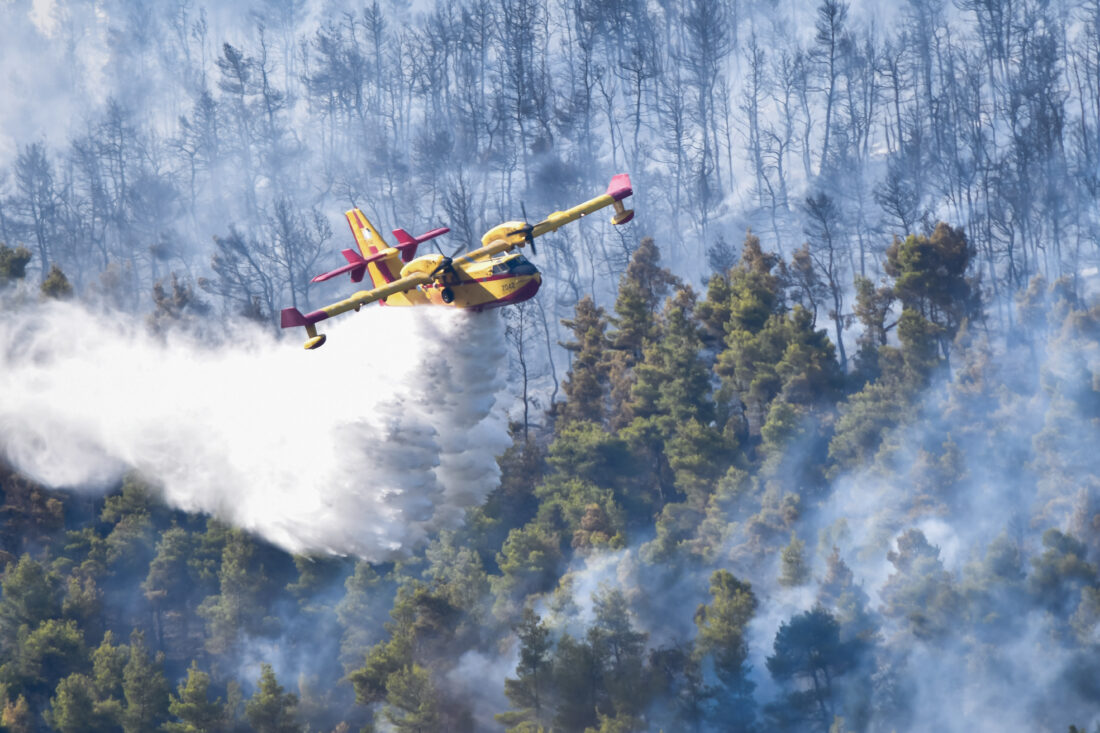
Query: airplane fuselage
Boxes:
[{"xmin": 375, "ymin": 251, "xmax": 541, "ymax": 310}]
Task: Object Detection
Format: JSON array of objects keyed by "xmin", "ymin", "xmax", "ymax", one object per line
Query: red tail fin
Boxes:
[
  {"xmin": 392, "ymin": 229, "xmax": 419, "ymax": 263},
  {"xmin": 391, "ymin": 227, "xmax": 451, "ymax": 263},
  {"xmin": 340, "ymin": 249, "xmax": 368, "ymax": 283}
]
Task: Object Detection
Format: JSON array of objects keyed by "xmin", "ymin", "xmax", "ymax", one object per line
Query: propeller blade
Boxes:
[
  {"xmin": 519, "ymin": 201, "xmax": 536, "ymax": 256},
  {"xmin": 429, "ymin": 256, "xmax": 453, "ymax": 279}
]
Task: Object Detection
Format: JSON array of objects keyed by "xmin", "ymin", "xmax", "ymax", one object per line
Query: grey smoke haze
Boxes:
[
  {"xmin": 1, "ymin": 0, "xmax": 1092, "ymax": 380},
  {"xmin": 1, "ymin": 0, "xmax": 1100, "ymax": 730},
  {"xmin": 443, "ymin": 302, "xmax": 1100, "ymax": 733}
]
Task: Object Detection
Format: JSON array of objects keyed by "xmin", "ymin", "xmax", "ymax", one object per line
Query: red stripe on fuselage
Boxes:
[
  {"xmin": 473, "ymin": 272, "xmax": 525, "ymax": 284},
  {"xmin": 470, "ymin": 277, "xmax": 541, "ymax": 311},
  {"xmin": 375, "ymin": 258, "xmax": 397, "ymax": 283},
  {"xmin": 424, "ymin": 271, "xmax": 537, "ymax": 286}
]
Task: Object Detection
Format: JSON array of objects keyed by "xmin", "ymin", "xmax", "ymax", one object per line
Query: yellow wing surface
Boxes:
[
  {"xmin": 279, "ymin": 271, "xmax": 432, "ymax": 349},
  {"xmin": 477, "ymin": 173, "xmax": 634, "ymax": 248}
]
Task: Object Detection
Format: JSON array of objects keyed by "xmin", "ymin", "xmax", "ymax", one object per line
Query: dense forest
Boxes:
[{"xmin": 2, "ymin": 0, "xmax": 1100, "ymax": 731}]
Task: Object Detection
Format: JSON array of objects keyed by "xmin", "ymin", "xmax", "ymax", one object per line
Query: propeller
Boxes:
[
  {"xmin": 425, "ymin": 234, "xmax": 466, "ymax": 281},
  {"xmin": 508, "ymin": 201, "xmax": 538, "ymax": 256},
  {"xmin": 428, "ymin": 256, "xmax": 454, "ymax": 280},
  {"xmin": 431, "ymin": 236, "xmax": 466, "ymax": 262}
]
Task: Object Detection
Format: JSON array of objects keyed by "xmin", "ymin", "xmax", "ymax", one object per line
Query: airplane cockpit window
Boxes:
[{"xmin": 491, "ymin": 255, "xmax": 537, "ymax": 276}]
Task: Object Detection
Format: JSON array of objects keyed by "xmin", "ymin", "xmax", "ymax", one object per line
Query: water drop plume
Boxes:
[{"xmin": 0, "ymin": 300, "xmax": 511, "ymax": 558}]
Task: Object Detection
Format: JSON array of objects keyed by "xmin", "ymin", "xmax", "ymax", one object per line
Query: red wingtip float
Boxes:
[
  {"xmin": 279, "ymin": 306, "xmax": 328, "ymax": 349},
  {"xmin": 283, "ymin": 174, "xmax": 635, "ymax": 349},
  {"xmin": 606, "ymin": 173, "xmax": 635, "ymax": 225}
]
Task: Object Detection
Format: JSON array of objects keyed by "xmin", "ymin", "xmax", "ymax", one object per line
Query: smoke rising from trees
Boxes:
[{"xmin": 1, "ymin": 0, "xmax": 1100, "ymax": 731}]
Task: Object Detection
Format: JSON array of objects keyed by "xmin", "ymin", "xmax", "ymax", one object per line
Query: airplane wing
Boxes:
[
  {"xmin": 450, "ymin": 238, "xmax": 519, "ymax": 267},
  {"xmin": 531, "ymin": 173, "xmax": 634, "ymax": 236},
  {"xmin": 478, "ymin": 173, "xmax": 634, "ymax": 249},
  {"xmin": 280, "ymin": 271, "xmax": 432, "ymax": 349}
]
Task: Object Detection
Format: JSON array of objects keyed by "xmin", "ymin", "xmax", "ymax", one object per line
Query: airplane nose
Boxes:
[{"xmin": 517, "ymin": 272, "xmax": 541, "ymax": 302}]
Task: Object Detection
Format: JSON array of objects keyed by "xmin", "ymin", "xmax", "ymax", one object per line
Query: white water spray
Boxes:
[{"xmin": 0, "ymin": 299, "xmax": 510, "ymax": 558}]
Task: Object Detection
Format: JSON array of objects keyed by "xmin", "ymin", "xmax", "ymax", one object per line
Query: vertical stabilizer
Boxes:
[{"xmin": 345, "ymin": 209, "xmax": 400, "ymax": 285}]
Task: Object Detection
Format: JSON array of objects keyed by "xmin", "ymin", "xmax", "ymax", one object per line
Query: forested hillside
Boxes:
[
  {"xmin": 2, "ymin": 0, "xmax": 1100, "ymax": 731},
  {"xmin": 3, "ymin": 228, "xmax": 1100, "ymax": 731}
]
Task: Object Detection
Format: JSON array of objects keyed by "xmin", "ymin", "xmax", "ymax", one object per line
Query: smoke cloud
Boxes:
[{"xmin": 0, "ymin": 298, "xmax": 510, "ymax": 558}]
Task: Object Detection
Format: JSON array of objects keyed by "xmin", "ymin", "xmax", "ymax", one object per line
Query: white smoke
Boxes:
[{"xmin": 0, "ymin": 299, "xmax": 510, "ymax": 558}]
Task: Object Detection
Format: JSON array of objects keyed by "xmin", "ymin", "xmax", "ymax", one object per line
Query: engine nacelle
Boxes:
[{"xmin": 400, "ymin": 254, "xmax": 447, "ymax": 279}]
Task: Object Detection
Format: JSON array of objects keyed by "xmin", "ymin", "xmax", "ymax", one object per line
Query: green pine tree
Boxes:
[
  {"xmin": 559, "ymin": 296, "xmax": 611, "ymax": 426},
  {"xmin": 0, "ymin": 243, "xmax": 31, "ymax": 285},
  {"xmin": 879, "ymin": 530, "xmax": 962, "ymax": 639},
  {"xmin": 165, "ymin": 661, "xmax": 224, "ymax": 733},
  {"xmin": 46, "ymin": 675, "xmax": 102, "ymax": 733},
  {"xmin": 765, "ymin": 607, "xmax": 865, "ymax": 730},
  {"xmin": 144, "ymin": 525, "xmax": 197, "ymax": 654},
  {"xmin": 610, "ymin": 237, "xmax": 679, "ymax": 362},
  {"xmin": 122, "ymin": 630, "xmax": 170, "ymax": 733},
  {"xmin": 0, "ymin": 555, "xmax": 61, "ymax": 655},
  {"xmin": 40, "ymin": 264, "xmax": 74, "ymax": 299},
  {"xmin": 588, "ymin": 588, "xmax": 647, "ymax": 718},
  {"xmin": 90, "ymin": 630, "xmax": 127, "ymax": 702},
  {"xmin": 693, "ymin": 570, "xmax": 758, "ymax": 727},
  {"xmin": 335, "ymin": 561, "xmax": 384, "ymax": 671},
  {"xmin": 244, "ymin": 664, "xmax": 300, "ymax": 733},
  {"xmin": 884, "ymin": 222, "xmax": 977, "ymax": 357},
  {"xmin": 382, "ymin": 664, "xmax": 439, "ymax": 733},
  {"xmin": 498, "ymin": 607, "xmax": 553, "ymax": 730},
  {"xmin": 16, "ymin": 619, "xmax": 88, "ymax": 699},
  {"xmin": 779, "ymin": 533, "xmax": 810, "ymax": 587},
  {"xmin": 817, "ymin": 547, "xmax": 877, "ymax": 641},
  {"xmin": 197, "ymin": 529, "xmax": 269, "ymax": 655}
]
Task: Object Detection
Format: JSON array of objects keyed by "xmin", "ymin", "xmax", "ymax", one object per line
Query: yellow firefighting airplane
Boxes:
[{"xmin": 281, "ymin": 174, "xmax": 634, "ymax": 349}]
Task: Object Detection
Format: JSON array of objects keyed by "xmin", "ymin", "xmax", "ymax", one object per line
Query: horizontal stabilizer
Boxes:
[
  {"xmin": 392, "ymin": 226, "xmax": 451, "ymax": 263},
  {"xmin": 282, "ymin": 304, "xmax": 330, "ymax": 348},
  {"xmin": 311, "ymin": 249, "xmax": 389, "ymax": 283},
  {"xmin": 281, "ymin": 307, "xmax": 310, "ymax": 329},
  {"xmin": 341, "ymin": 249, "xmax": 368, "ymax": 283},
  {"xmin": 280, "ymin": 306, "xmax": 327, "ymax": 328}
]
